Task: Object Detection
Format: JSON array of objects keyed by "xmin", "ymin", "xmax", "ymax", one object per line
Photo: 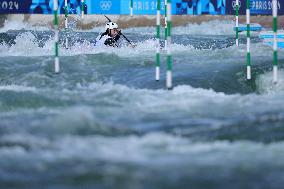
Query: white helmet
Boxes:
[{"xmin": 105, "ymin": 22, "xmax": 118, "ymax": 30}]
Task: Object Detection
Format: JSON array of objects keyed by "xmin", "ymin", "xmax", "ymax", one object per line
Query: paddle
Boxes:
[{"xmin": 104, "ymin": 15, "xmax": 135, "ymax": 47}]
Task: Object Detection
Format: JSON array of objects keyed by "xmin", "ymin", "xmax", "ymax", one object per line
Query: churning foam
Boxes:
[
  {"xmin": 0, "ymin": 85, "xmax": 37, "ymax": 92},
  {"xmin": 0, "ymin": 20, "xmax": 50, "ymax": 33},
  {"xmin": 256, "ymin": 70, "xmax": 284, "ymax": 94}
]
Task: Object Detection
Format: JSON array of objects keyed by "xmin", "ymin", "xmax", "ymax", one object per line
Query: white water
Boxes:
[
  {"xmin": 1, "ymin": 132, "xmax": 284, "ymax": 167},
  {"xmin": 1, "ymin": 20, "xmax": 284, "ymax": 189},
  {"xmin": 1, "ymin": 30, "xmax": 284, "ymax": 59}
]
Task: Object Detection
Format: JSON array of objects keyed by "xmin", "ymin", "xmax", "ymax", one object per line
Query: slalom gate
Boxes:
[
  {"xmin": 235, "ymin": 0, "xmax": 279, "ymax": 84},
  {"xmin": 1, "ymin": 0, "xmax": 281, "ymax": 87}
]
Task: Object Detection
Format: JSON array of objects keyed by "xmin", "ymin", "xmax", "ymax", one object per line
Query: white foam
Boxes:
[
  {"xmin": 1, "ymin": 21, "xmax": 280, "ymax": 59},
  {"xmin": 0, "ymin": 20, "xmax": 50, "ymax": 33},
  {"xmin": 61, "ymin": 38, "xmax": 195, "ymax": 58},
  {"xmin": 74, "ymin": 82, "xmax": 238, "ymax": 118},
  {"xmin": 0, "ymin": 85, "xmax": 37, "ymax": 92},
  {"xmin": 256, "ymin": 69, "xmax": 284, "ymax": 94},
  {"xmin": 6, "ymin": 32, "xmax": 52, "ymax": 56},
  {"xmin": 81, "ymin": 20, "xmax": 239, "ymax": 36},
  {"xmin": 0, "ymin": 81, "xmax": 284, "ymax": 165},
  {"xmin": 0, "ymin": 42, "xmax": 9, "ymax": 54},
  {"xmin": 1, "ymin": 132, "xmax": 284, "ymax": 166}
]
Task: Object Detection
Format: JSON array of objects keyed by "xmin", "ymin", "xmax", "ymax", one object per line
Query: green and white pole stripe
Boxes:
[
  {"xmin": 81, "ymin": 0, "xmax": 85, "ymax": 19},
  {"xmin": 246, "ymin": 0, "xmax": 251, "ymax": 80},
  {"xmin": 235, "ymin": 0, "xmax": 239, "ymax": 46},
  {"xmin": 130, "ymin": 0, "xmax": 133, "ymax": 16},
  {"xmin": 156, "ymin": 0, "xmax": 161, "ymax": 81},
  {"xmin": 54, "ymin": 0, "xmax": 59, "ymax": 73},
  {"xmin": 165, "ymin": 0, "xmax": 168, "ymax": 50},
  {"xmin": 64, "ymin": 0, "xmax": 68, "ymax": 29},
  {"xmin": 273, "ymin": 0, "xmax": 278, "ymax": 84},
  {"xmin": 64, "ymin": 0, "xmax": 68, "ymax": 49},
  {"xmin": 166, "ymin": 0, "xmax": 172, "ymax": 89}
]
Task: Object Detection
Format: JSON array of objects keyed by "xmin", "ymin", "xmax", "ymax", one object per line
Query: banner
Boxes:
[
  {"xmin": 90, "ymin": 0, "xmax": 120, "ymax": 14},
  {"xmin": 226, "ymin": 0, "xmax": 284, "ymax": 15},
  {"xmin": 0, "ymin": 0, "xmax": 26, "ymax": 13},
  {"xmin": 175, "ymin": 0, "xmax": 226, "ymax": 15},
  {"xmin": 0, "ymin": 0, "xmax": 225, "ymax": 15},
  {"xmin": 121, "ymin": 0, "xmax": 166, "ymax": 15},
  {"xmin": 121, "ymin": 0, "xmax": 225, "ymax": 15},
  {"xmin": 250, "ymin": 0, "xmax": 284, "ymax": 15},
  {"xmin": 0, "ymin": 0, "xmax": 283, "ymax": 15},
  {"xmin": 0, "ymin": 0, "xmax": 89, "ymax": 14}
]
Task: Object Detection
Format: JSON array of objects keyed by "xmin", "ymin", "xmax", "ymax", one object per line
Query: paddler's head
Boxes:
[{"xmin": 105, "ymin": 22, "xmax": 120, "ymax": 37}]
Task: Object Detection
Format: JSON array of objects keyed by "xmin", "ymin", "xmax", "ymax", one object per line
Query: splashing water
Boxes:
[{"xmin": 1, "ymin": 20, "xmax": 284, "ymax": 189}]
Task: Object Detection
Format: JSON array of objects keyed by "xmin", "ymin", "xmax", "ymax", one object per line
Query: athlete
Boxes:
[{"xmin": 95, "ymin": 22, "xmax": 121, "ymax": 47}]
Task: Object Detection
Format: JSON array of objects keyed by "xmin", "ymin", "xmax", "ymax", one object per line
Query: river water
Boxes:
[{"xmin": 0, "ymin": 20, "xmax": 284, "ymax": 189}]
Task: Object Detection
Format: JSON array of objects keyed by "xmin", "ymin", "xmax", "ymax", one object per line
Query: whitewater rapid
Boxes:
[{"xmin": 1, "ymin": 19, "xmax": 284, "ymax": 189}]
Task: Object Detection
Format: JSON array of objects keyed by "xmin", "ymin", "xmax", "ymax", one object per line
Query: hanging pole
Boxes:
[
  {"xmin": 273, "ymin": 0, "xmax": 278, "ymax": 84},
  {"xmin": 235, "ymin": 0, "xmax": 239, "ymax": 47},
  {"xmin": 64, "ymin": 0, "xmax": 68, "ymax": 29},
  {"xmin": 64, "ymin": 0, "xmax": 68, "ymax": 49},
  {"xmin": 81, "ymin": 0, "xmax": 85, "ymax": 19},
  {"xmin": 130, "ymin": 0, "xmax": 133, "ymax": 17},
  {"xmin": 166, "ymin": 0, "xmax": 172, "ymax": 89},
  {"xmin": 54, "ymin": 0, "xmax": 60, "ymax": 73},
  {"xmin": 246, "ymin": 0, "xmax": 251, "ymax": 80},
  {"xmin": 156, "ymin": 0, "xmax": 161, "ymax": 81},
  {"xmin": 165, "ymin": 0, "xmax": 168, "ymax": 50}
]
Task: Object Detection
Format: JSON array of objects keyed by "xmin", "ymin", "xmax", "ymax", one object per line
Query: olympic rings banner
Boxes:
[
  {"xmin": 0, "ymin": 0, "xmax": 282, "ymax": 15},
  {"xmin": 91, "ymin": 0, "xmax": 226, "ymax": 15}
]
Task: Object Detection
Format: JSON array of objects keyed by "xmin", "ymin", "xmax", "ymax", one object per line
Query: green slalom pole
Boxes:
[
  {"xmin": 166, "ymin": 0, "xmax": 172, "ymax": 89},
  {"xmin": 273, "ymin": 0, "xmax": 278, "ymax": 84},
  {"xmin": 64, "ymin": 0, "xmax": 68, "ymax": 29},
  {"xmin": 81, "ymin": 0, "xmax": 85, "ymax": 19},
  {"xmin": 130, "ymin": 0, "xmax": 133, "ymax": 16},
  {"xmin": 156, "ymin": 0, "xmax": 161, "ymax": 81},
  {"xmin": 64, "ymin": 0, "xmax": 68, "ymax": 49},
  {"xmin": 246, "ymin": 0, "xmax": 251, "ymax": 80},
  {"xmin": 54, "ymin": 0, "xmax": 59, "ymax": 73},
  {"xmin": 165, "ymin": 0, "xmax": 168, "ymax": 49},
  {"xmin": 235, "ymin": 0, "xmax": 239, "ymax": 47}
]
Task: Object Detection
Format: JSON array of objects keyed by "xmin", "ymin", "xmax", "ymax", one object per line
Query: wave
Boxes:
[
  {"xmin": 1, "ymin": 132, "xmax": 284, "ymax": 166},
  {"xmin": 0, "ymin": 131, "xmax": 284, "ymax": 189},
  {"xmin": 256, "ymin": 70, "xmax": 284, "ymax": 94},
  {"xmin": 0, "ymin": 85, "xmax": 37, "ymax": 92},
  {"xmin": 1, "ymin": 82, "xmax": 284, "ymax": 139},
  {"xmin": 1, "ymin": 30, "xmax": 283, "ymax": 59},
  {"xmin": 0, "ymin": 20, "xmax": 50, "ymax": 33}
]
